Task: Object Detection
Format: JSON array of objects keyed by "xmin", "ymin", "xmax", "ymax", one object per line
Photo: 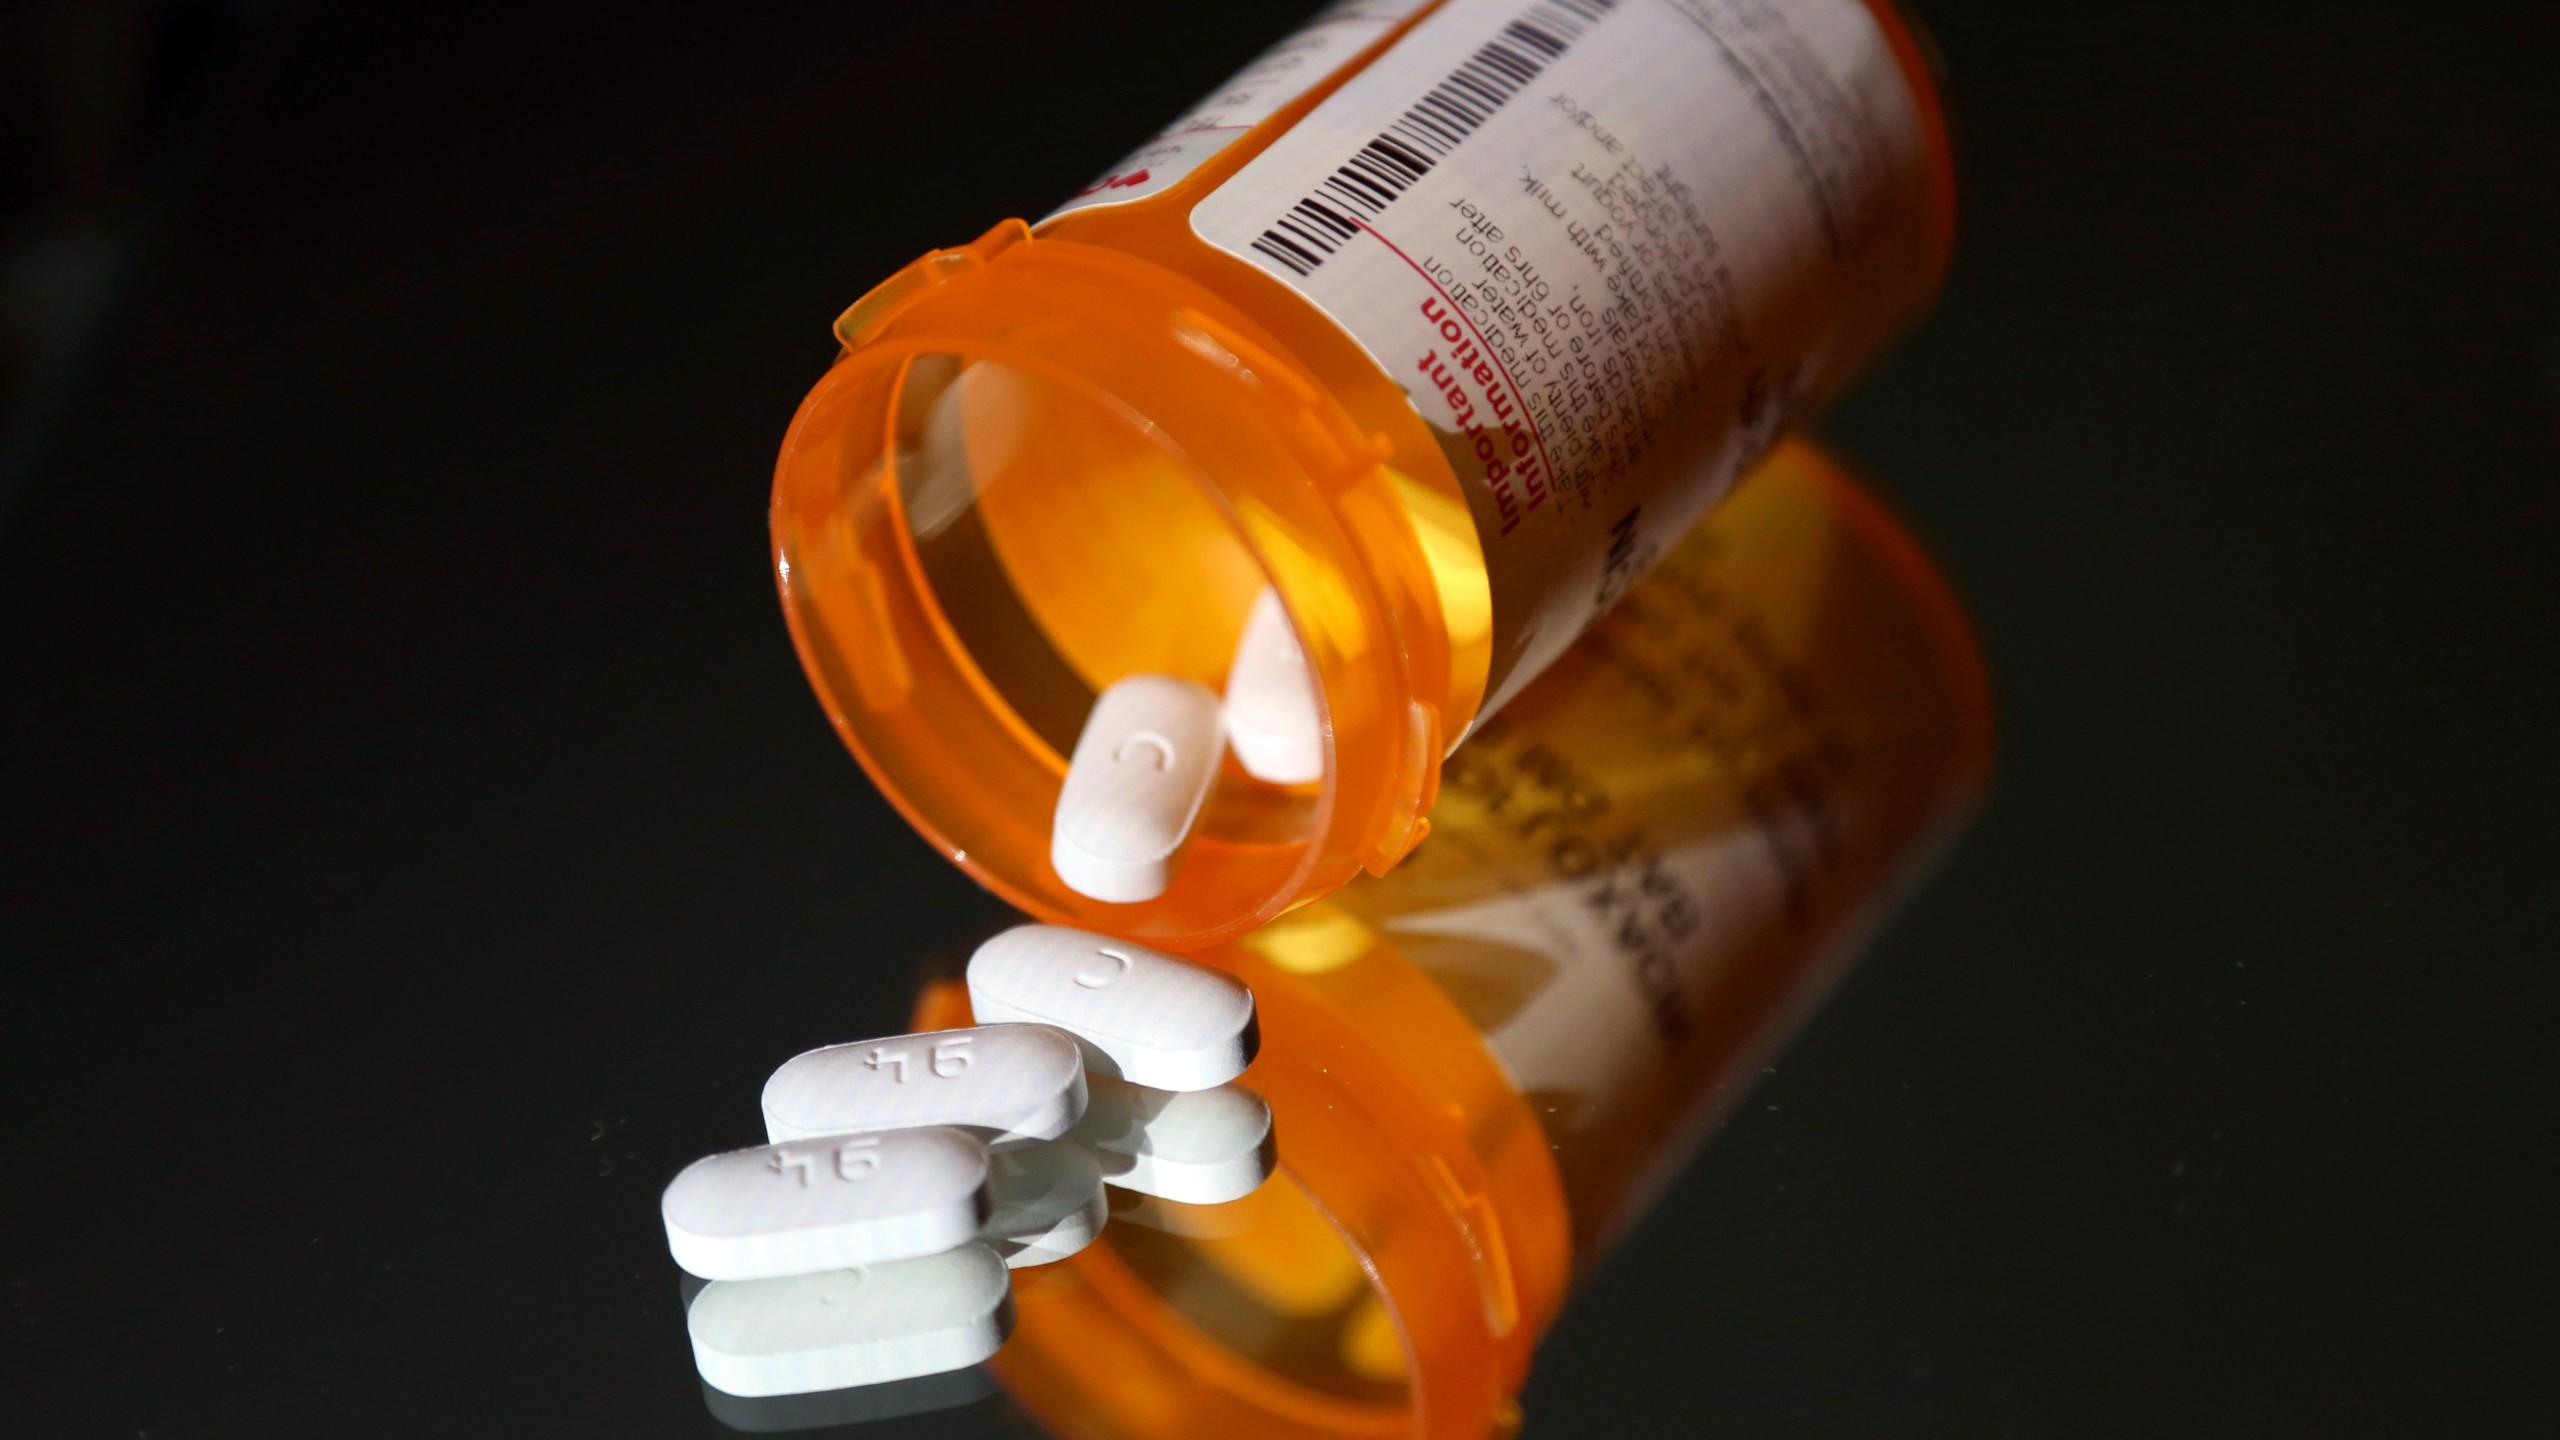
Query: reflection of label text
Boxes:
[{"xmin": 1444, "ymin": 717, "xmax": 1697, "ymax": 1050}]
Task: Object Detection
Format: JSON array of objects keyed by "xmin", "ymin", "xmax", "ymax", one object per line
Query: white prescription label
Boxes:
[
  {"xmin": 1047, "ymin": 1, "xmax": 1432, "ymax": 219},
  {"xmin": 1191, "ymin": 0, "xmax": 1933, "ymax": 715}
]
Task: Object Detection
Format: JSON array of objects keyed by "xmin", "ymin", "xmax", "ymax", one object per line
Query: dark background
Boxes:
[{"xmin": 4, "ymin": 1, "xmax": 2556, "ymax": 1435}]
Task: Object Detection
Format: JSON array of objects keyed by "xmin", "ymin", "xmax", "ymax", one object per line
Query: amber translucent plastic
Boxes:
[
  {"xmin": 909, "ymin": 438, "xmax": 1992, "ymax": 1439},
  {"xmin": 774, "ymin": 230, "xmax": 1452, "ymax": 945},
  {"xmin": 773, "ymin": 0, "xmax": 1955, "ymax": 948}
]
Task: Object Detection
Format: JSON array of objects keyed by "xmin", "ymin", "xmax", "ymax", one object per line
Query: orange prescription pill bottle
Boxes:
[
  {"xmin": 774, "ymin": 0, "xmax": 1956, "ymax": 946},
  {"xmin": 912, "ymin": 439, "xmax": 1993, "ymax": 1439}
]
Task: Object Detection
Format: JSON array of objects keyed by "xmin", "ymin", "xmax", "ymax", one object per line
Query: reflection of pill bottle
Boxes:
[
  {"xmin": 775, "ymin": 0, "xmax": 1955, "ymax": 945},
  {"xmin": 912, "ymin": 438, "xmax": 1991, "ymax": 1438}
]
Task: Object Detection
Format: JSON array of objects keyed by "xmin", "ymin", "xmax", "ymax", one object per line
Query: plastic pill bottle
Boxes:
[
  {"xmin": 910, "ymin": 439, "xmax": 1992, "ymax": 1439},
  {"xmin": 774, "ymin": 0, "xmax": 1955, "ymax": 945}
]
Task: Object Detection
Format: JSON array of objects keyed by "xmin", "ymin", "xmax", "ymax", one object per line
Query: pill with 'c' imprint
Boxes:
[
  {"xmin": 1050, "ymin": 674, "xmax": 1223, "ymax": 903},
  {"xmin": 966, "ymin": 924, "xmax": 1257, "ymax": 1091}
]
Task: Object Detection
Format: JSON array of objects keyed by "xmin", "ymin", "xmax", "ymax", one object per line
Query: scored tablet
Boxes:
[
  {"xmin": 662, "ymin": 1126, "xmax": 990, "ymax": 1282},
  {"xmin": 1050, "ymin": 674, "xmax": 1224, "ymax": 903},
  {"xmin": 761, "ymin": 1024, "xmax": 1088, "ymax": 1148}
]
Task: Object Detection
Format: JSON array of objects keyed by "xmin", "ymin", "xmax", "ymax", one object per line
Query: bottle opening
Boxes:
[
  {"xmin": 896, "ymin": 349, "xmax": 1343, "ymax": 856},
  {"xmin": 777, "ymin": 339, "xmax": 1345, "ymax": 940},
  {"xmin": 891, "ymin": 353, "xmax": 1272, "ymax": 758}
]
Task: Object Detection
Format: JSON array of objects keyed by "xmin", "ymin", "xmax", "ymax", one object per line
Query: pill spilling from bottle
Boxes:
[
  {"xmin": 664, "ymin": 921, "xmax": 1276, "ymax": 1398},
  {"xmin": 1048, "ymin": 587, "xmax": 1327, "ymax": 904},
  {"xmin": 965, "ymin": 924, "xmax": 1258, "ymax": 1090}
]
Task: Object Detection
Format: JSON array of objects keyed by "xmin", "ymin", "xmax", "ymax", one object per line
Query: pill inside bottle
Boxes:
[
  {"xmin": 662, "ymin": 1127, "xmax": 991, "ymax": 1281},
  {"xmin": 1223, "ymin": 587, "xmax": 1326, "ymax": 787},
  {"xmin": 1049, "ymin": 675, "xmax": 1226, "ymax": 904}
]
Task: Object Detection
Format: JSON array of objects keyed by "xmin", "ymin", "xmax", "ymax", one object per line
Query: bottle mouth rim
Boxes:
[{"xmin": 770, "ymin": 232, "xmax": 1439, "ymax": 946}]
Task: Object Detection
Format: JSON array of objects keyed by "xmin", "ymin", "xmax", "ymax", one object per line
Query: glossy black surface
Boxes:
[{"xmin": 3, "ymin": 1, "xmax": 2555, "ymax": 1435}]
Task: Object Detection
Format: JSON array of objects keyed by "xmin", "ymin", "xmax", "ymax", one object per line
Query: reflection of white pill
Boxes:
[
  {"xmin": 687, "ymin": 1244, "xmax": 1013, "ymax": 1397},
  {"xmin": 1074, "ymin": 1072, "xmax": 1277, "ymax": 1205},
  {"xmin": 697, "ymin": 1364, "xmax": 996, "ymax": 1430},
  {"xmin": 982, "ymin": 1141, "xmax": 1107, "ymax": 1269},
  {"xmin": 1224, "ymin": 587, "xmax": 1325, "ymax": 785},
  {"xmin": 967, "ymin": 925, "xmax": 1258, "ymax": 1091},
  {"xmin": 1105, "ymin": 1187, "xmax": 1255, "ymax": 1238},
  {"xmin": 662, "ymin": 1127, "xmax": 991, "ymax": 1281},
  {"xmin": 1051, "ymin": 674, "xmax": 1224, "ymax": 903},
  {"xmin": 761, "ymin": 1024, "xmax": 1087, "ymax": 1149}
]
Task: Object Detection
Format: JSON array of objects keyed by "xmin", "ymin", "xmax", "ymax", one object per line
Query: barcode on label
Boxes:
[{"xmin": 1249, "ymin": 0, "xmax": 1615, "ymax": 277}]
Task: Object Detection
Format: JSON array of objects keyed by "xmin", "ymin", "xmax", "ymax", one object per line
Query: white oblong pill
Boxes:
[
  {"xmin": 1223, "ymin": 587, "xmax": 1326, "ymax": 785},
  {"xmin": 1106, "ymin": 1187, "xmax": 1255, "ymax": 1238},
  {"xmin": 1073, "ymin": 1073, "xmax": 1277, "ymax": 1205},
  {"xmin": 687, "ymin": 1243, "xmax": 1013, "ymax": 1397},
  {"xmin": 661, "ymin": 1127, "xmax": 991, "ymax": 1282},
  {"xmin": 761, "ymin": 1024, "xmax": 1088, "ymax": 1149},
  {"xmin": 982, "ymin": 1141, "xmax": 1107, "ymax": 1269},
  {"xmin": 1051, "ymin": 674, "xmax": 1224, "ymax": 903},
  {"xmin": 967, "ymin": 924, "xmax": 1258, "ymax": 1091}
]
